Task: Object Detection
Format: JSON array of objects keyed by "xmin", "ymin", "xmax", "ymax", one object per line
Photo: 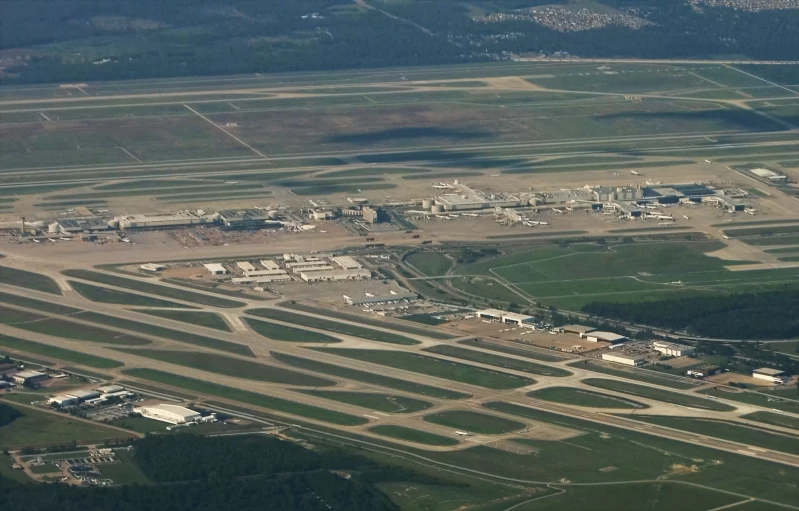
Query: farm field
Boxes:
[
  {"xmin": 368, "ymin": 425, "xmax": 459, "ymax": 446},
  {"xmin": 423, "ymin": 410, "xmax": 524, "ymax": 435},
  {"xmin": 270, "ymin": 352, "xmax": 470, "ymax": 400},
  {"xmin": 423, "ymin": 344, "xmax": 571, "ymax": 377},
  {"xmin": 313, "ymin": 348, "xmax": 535, "ymax": 390},
  {"xmin": 296, "ymin": 391, "xmax": 432, "ymax": 414},
  {"xmin": 122, "ymin": 368, "xmax": 366, "ymax": 426},
  {"xmin": 527, "ymin": 387, "xmax": 647, "ymax": 409},
  {"xmin": 582, "ymin": 378, "xmax": 736, "ymax": 412},
  {"xmin": 114, "ymin": 348, "xmax": 334, "ymax": 387},
  {"xmin": 247, "ymin": 308, "xmax": 420, "ymax": 345}
]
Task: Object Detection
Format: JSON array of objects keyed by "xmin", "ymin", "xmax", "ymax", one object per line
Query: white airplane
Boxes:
[
  {"xmin": 705, "ymin": 159, "xmax": 712, "ymax": 164},
  {"xmin": 31, "ymin": 239, "xmax": 40, "ymax": 243},
  {"xmin": 683, "ymin": 215, "xmax": 690, "ymax": 220},
  {"xmin": 631, "ymin": 170, "xmax": 641, "ymax": 176},
  {"xmin": 455, "ymin": 431, "xmax": 470, "ymax": 436},
  {"xmin": 552, "ymin": 208, "xmax": 564, "ymax": 214}
]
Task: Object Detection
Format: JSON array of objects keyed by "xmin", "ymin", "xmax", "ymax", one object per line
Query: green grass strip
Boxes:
[
  {"xmin": 71, "ymin": 281, "xmax": 191, "ymax": 308},
  {"xmin": 122, "ymin": 368, "xmax": 367, "ymax": 426},
  {"xmin": 423, "ymin": 344, "xmax": 571, "ymax": 377},
  {"xmin": 244, "ymin": 317, "xmax": 340, "ymax": 343},
  {"xmin": 369, "ymin": 425, "xmax": 459, "ymax": 446},
  {"xmin": 527, "ymin": 387, "xmax": 647, "ymax": 409},
  {"xmin": 133, "ymin": 309, "xmax": 232, "ymax": 332},
  {"xmin": 582, "ymin": 378, "xmax": 736, "ymax": 412},
  {"xmin": 0, "ymin": 266, "xmax": 61, "ymax": 295},
  {"xmin": 423, "ymin": 410, "xmax": 524, "ymax": 435},
  {"xmin": 0, "ymin": 334, "xmax": 123, "ymax": 369},
  {"xmin": 296, "ymin": 390, "xmax": 432, "ymax": 413}
]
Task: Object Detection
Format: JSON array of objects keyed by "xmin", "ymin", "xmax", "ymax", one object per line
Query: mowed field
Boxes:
[
  {"xmin": 449, "ymin": 240, "xmax": 799, "ymax": 310},
  {"xmin": 1, "ymin": 61, "xmax": 798, "ymax": 210}
]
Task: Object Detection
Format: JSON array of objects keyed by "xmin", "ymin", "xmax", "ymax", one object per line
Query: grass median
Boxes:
[
  {"xmin": 0, "ymin": 334, "xmax": 123, "ymax": 369},
  {"xmin": 270, "ymin": 352, "xmax": 470, "ymax": 399},
  {"xmin": 122, "ymin": 368, "xmax": 367, "ymax": 426},
  {"xmin": 566, "ymin": 360, "xmax": 698, "ymax": 390},
  {"xmin": 71, "ymin": 281, "xmax": 190, "ymax": 308},
  {"xmin": 296, "ymin": 390, "xmax": 432, "ymax": 413},
  {"xmin": 134, "ymin": 309, "xmax": 232, "ymax": 332},
  {"xmin": 0, "ymin": 266, "xmax": 61, "ymax": 295},
  {"xmin": 115, "ymin": 348, "xmax": 334, "ymax": 387},
  {"xmin": 313, "ymin": 348, "xmax": 535, "ymax": 390},
  {"xmin": 244, "ymin": 317, "xmax": 340, "ymax": 343},
  {"xmin": 247, "ymin": 308, "xmax": 420, "ymax": 345},
  {"xmin": 424, "ymin": 344, "xmax": 571, "ymax": 377},
  {"xmin": 423, "ymin": 410, "xmax": 524, "ymax": 435},
  {"xmin": 582, "ymin": 378, "xmax": 736, "ymax": 412},
  {"xmin": 369, "ymin": 425, "xmax": 459, "ymax": 446},
  {"xmin": 527, "ymin": 387, "xmax": 647, "ymax": 409}
]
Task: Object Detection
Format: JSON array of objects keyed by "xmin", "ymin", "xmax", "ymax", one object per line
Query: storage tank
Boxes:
[
  {"xmin": 422, "ymin": 199, "xmax": 433, "ymax": 209},
  {"xmin": 431, "ymin": 204, "xmax": 444, "ymax": 214}
]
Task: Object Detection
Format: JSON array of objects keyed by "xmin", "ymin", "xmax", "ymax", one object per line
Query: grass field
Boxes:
[
  {"xmin": 0, "ymin": 305, "xmax": 152, "ymax": 346},
  {"xmin": 133, "ymin": 309, "xmax": 232, "ymax": 332},
  {"xmin": 244, "ymin": 317, "xmax": 341, "ymax": 343},
  {"xmin": 281, "ymin": 302, "xmax": 456, "ymax": 340},
  {"xmin": 117, "ymin": 380, "xmax": 197, "ymax": 400},
  {"xmin": 122, "ymin": 368, "xmax": 367, "ymax": 426},
  {"xmin": 741, "ymin": 411, "xmax": 799, "ymax": 430},
  {"xmin": 270, "ymin": 351, "xmax": 469, "ymax": 399},
  {"xmin": 369, "ymin": 425, "xmax": 459, "ymax": 446},
  {"xmin": 527, "ymin": 387, "xmax": 647, "ymax": 409},
  {"xmin": 423, "ymin": 410, "xmax": 524, "ymax": 435},
  {"xmin": 423, "ymin": 344, "xmax": 571, "ymax": 377},
  {"xmin": 458, "ymin": 339, "xmax": 565, "ymax": 362},
  {"xmin": 582, "ymin": 378, "xmax": 736, "ymax": 412},
  {"xmin": 115, "ymin": 348, "xmax": 334, "ymax": 387},
  {"xmin": 625, "ymin": 416, "xmax": 799, "ymax": 455},
  {"xmin": 314, "ymin": 348, "xmax": 535, "ymax": 390},
  {"xmin": 0, "ymin": 402, "xmax": 126, "ymax": 449},
  {"xmin": 247, "ymin": 308, "xmax": 420, "ymax": 345},
  {"xmin": 704, "ymin": 388, "xmax": 799, "ymax": 414},
  {"xmin": 108, "ymin": 416, "xmax": 167, "ymax": 434},
  {"xmin": 297, "ymin": 391, "xmax": 433, "ymax": 413},
  {"xmin": 0, "ymin": 266, "xmax": 61, "ymax": 295},
  {"xmin": 70, "ymin": 281, "xmax": 191, "ymax": 308},
  {"xmin": 75, "ymin": 311, "xmax": 254, "ymax": 357},
  {"xmin": 98, "ymin": 449, "xmax": 150, "ymax": 485},
  {"xmin": 566, "ymin": 361, "xmax": 698, "ymax": 390},
  {"xmin": 0, "ymin": 334, "xmax": 123, "ymax": 368},
  {"xmin": 406, "ymin": 252, "xmax": 453, "ymax": 276},
  {"xmin": 63, "ymin": 270, "xmax": 245, "ymax": 308}
]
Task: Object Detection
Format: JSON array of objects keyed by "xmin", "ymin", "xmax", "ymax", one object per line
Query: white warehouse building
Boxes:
[
  {"xmin": 653, "ymin": 341, "xmax": 695, "ymax": 357},
  {"xmin": 476, "ymin": 309, "xmax": 535, "ymax": 325},
  {"xmin": 134, "ymin": 404, "xmax": 201, "ymax": 424},
  {"xmin": 752, "ymin": 368, "xmax": 787, "ymax": 384},
  {"xmin": 602, "ymin": 353, "xmax": 646, "ymax": 367}
]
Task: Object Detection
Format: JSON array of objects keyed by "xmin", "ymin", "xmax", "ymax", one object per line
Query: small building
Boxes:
[
  {"xmin": 344, "ymin": 291, "xmax": 417, "ymax": 306},
  {"xmin": 362, "ymin": 206, "xmax": 387, "ymax": 224},
  {"xmin": 752, "ymin": 368, "xmax": 787, "ymax": 384},
  {"xmin": 236, "ymin": 261, "xmax": 256, "ymax": 272},
  {"xmin": 67, "ymin": 390, "xmax": 102, "ymax": 402},
  {"xmin": 48, "ymin": 395, "xmax": 78, "ymax": 407},
  {"xmin": 584, "ymin": 331, "xmax": 628, "ymax": 343},
  {"xmin": 133, "ymin": 404, "xmax": 201, "ymax": 425},
  {"xmin": 260, "ymin": 260, "xmax": 281, "ymax": 270},
  {"xmin": 653, "ymin": 341, "xmax": 695, "ymax": 357},
  {"xmin": 476, "ymin": 309, "xmax": 535, "ymax": 325},
  {"xmin": 140, "ymin": 263, "xmax": 165, "ymax": 272},
  {"xmin": 12, "ymin": 370, "xmax": 49, "ymax": 386},
  {"xmin": 309, "ymin": 210, "xmax": 337, "ymax": 221},
  {"xmin": 602, "ymin": 353, "xmax": 646, "ymax": 367},
  {"xmin": 331, "ymin": 256, "xmax": 362, "ymax": 270},
  {"xmin": 203, "ymin": 263, "xmax": 228, "ymax": 275}
]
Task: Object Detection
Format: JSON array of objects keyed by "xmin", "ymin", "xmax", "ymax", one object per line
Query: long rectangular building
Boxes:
[
  {"xmin": 602, "ymin": 353, "xmax": 646, "ymax": 367},
  {"xmin": 299, "ymin": 269, "xmax": 371, "ymax": 282},
  {"xmin": 476, "ymin": 309, "xmax": 535, "ymax": 325},
  {"xmin": 236, "ymin": 261, "xmax": 256, "ymax": 272},
  {"xmin": 332, "ymin": 256, "xmax": 362, "ymax": 270},
  {"xmin": 260, "ymin": 260, "xmax": 281, "ymax": 270}
]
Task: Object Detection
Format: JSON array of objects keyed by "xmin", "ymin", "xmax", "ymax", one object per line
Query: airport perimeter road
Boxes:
[{"xmin": 514, "ymin": 399, "xmax": 799, "ymax": 469}]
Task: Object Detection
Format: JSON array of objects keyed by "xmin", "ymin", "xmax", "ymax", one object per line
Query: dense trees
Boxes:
[
  {"xmin": 583, "ymin": 289, "xmax": 799, "ymax": 340},
  {"xmin": 0, "ymin": 402, "xmax": 23, "ymax": 427}
]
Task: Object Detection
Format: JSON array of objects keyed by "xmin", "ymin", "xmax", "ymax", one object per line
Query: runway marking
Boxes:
[
  {"xmin": 363, "ymin": 414, "xmax": 380, "ymax": 420},
  {"xmin": 373, "ymin": 412, "xmax": 389, "ymax": 416},
  {"xmin": 39, "ymin": 112, "xmax": 52, "ymax": 122},
  {"xmin": 363, "ymin": 95, "xmax": 377, "ymax": 104},
  {"xmin": 116, "ymin": 146, "xmax": 142, "ymax": 163},
  {"xmin": 705, "ymin": 498, "xmax": 755, "ymax": 511},
  {"xmin": 724, "ymin": 65, "xmax": 798, "ymax": 96},
  {"xmin": 183, "ymin": 103, "xmax": 269, "ymax": 159},
  {"xmin": 228, "ymin": 102, "xmax": 241, "ymax": 110}
]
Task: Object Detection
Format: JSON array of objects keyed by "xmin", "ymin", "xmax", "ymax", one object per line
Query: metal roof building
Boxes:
[
  {"xmin": 133, "ymin": 404, "xmax": 201, "ymax": 425},
  {"xmin": 203, "ymin": 263, "xmax": 228, "ymax": 275},
  {"xmin": 602, "ymin": 353, "xmax": 646, "ymax": 367},
  {"xmin": 476, "ymin": 309, "xmax": 535, "ymax": 325}
]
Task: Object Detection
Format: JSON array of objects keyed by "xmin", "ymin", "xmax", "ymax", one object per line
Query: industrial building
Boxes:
[
  {"xmin": 242, "ymin": 269, "xmax": 288, "ymax": 277},
  {"xmin": 653, "ymin": 341, "xmax": 695, "ymax": 357},
  {"xmin": 602, "ymin": 353, "xmax": 646, "ymax": 367},
  {"xmin": 236, "ymin": 261, "xmax": 257, "ymax": 272},
  {"xmin": 260, "ymin": 260, "xmax": 281, "ymax": 270},
  {"xmin": 344, "ymin": 291, "xmax": 417, "ymax": 305},
  {"xmin": 476, "ymin": 309, "xmax": 535, "ymax": 325},
  {"xmin": 331, "ymin": 256, "xmax": 362, "ymax": 270},
  {"xmin": 562, "ymin": 325, "xmax": 596, "ymax": 335},
  {"xmin": 582, "ymin": 331, "xmax": 628, "ymax": 343},
  {"xmin": 203, "ymin": 263, "xmax": 228, "ymax": 275},
  {"xmin": 752, "ymin": 368, "xmax": 787, "ymax": 384},
  {"xmin": 435, "ymin": 193, "xmax": 520, "ymax": 212},
  {"xmin": 115, "ymin": 211, "xmax": 211, "ymax": 230},
  {"xmin": 97, "ymin": 384, "xmax": 125, "ymax": 394},
  {"xmin": 217, "ymin": 209, "xmax": 279, "ymax": 229},
  {"xmin": 47, "ymin": 395, "xmax": 78, "ymax": 407},
  {"xmin": 309, "ymin": 210, "xmax": 337, "ymax": 221},
  {"xmin": 133, "ymin": 404, "xmax": 202, "ymax": 424},
  {"xmin": 362, "ymin": 206, "xmax": 387, "ymax": 224},
  {"xmin": 750, "ymin": 168, "xmax": 787, "ymax": 182},
  {"xmin": 232, "ymin": 275, "xmax": 293, "ymax": 284},
  {"xmin": 12, "ymin": 370, "xmax": 49, "ymax": 386},
  {"xmin": 68, "ymin": 389, "xmax": 102, "ymax": 402},
  {"xmin": 299, "ymin": 269, "xmax": 371, "ymax": 282},
  {"xmin": 50, "ymin": 218, "xmax": 110, "ymax": 234}
]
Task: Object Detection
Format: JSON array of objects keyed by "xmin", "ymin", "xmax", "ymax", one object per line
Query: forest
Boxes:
[
  {"xmin": 582, "ymin": 289, "xmax": 799, "ymax": 341},
  {"xmin": 2, "ymin": 0, "xmax": 799, "ymax": 84},
  {"xmin": 0, "ymin": 433, "xmax": 459, "ymax": 511}
]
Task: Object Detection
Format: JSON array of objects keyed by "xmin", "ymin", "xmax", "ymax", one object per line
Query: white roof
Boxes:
[
  {"xmin": 477, "ymin": 309, "xmax": 534, "ymax": 322},
  {"xmin": 142, "ymin": 404, "xmax": 200, "ymax": 419},
  {"xmin": 588, "ymin": 331, "xmax": 627, "ymax": 342},
  {"xmin": 203, "ymin": 263, "xmax": 227, "ymax": 273},
  {"xmin": 603, "ymin": 352, "xmax": 646, "ymax": 361},
  {"xmin": 751, "ymin": 168, "xmax": 779, "ymax": 178},
  {"xmin": 97, "ymin": 384, "xmax": 125, "ymax": 394},
  {"xmin": 14, "ymin": 370, "xmax": 46, "ymax": 378},
  {"xmin": 236, "ymin": 261, "xmax": 256, "ymax": 272},
  {"xmin": 753, "ymin": 367, "xmax": 785, "ymax": 376},
  {"xmin": 260, "ymin": 260, "xmax": 281, "ymax": 270}
]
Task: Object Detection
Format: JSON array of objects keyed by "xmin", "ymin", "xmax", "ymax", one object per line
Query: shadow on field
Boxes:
[
  {"xmin": 325, "ymin": 127, "xmax": 490, "ymax": 144},
  {"xmin": 597, "ymin": 109, "xmax": 789, "ymax": 132}
]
